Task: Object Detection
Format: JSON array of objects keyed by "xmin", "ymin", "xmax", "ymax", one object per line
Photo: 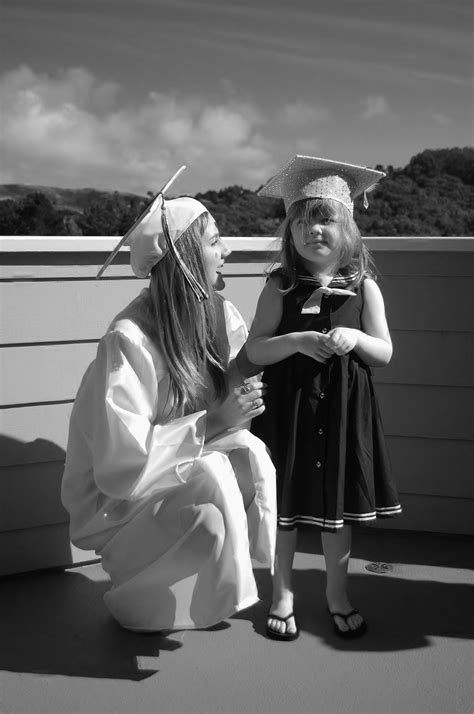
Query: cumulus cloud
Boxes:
[
  {"xmin": 0, "ymin": 65, "xmax": 330, "ymax": 193},
  {"xmin": 432, "ymin": 112, "xmax": 453, "ymax": 126},
  {"xmin": 276, "ymin": 102, "xmax": 331, "ymax": 127},
  {"xmin": 360, "ymin": 95, "xmax": 391, "ymax": 119}
]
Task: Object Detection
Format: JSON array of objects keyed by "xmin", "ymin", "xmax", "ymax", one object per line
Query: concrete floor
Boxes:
[{"xmin": 1, "ymin": 529, "xmax": 472, "ymax": 714}]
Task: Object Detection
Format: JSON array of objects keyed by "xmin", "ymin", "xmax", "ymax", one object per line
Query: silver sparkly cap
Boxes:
[{"xmin": 257, "ymin": 155, "xmax": 385, "ymax": 213}]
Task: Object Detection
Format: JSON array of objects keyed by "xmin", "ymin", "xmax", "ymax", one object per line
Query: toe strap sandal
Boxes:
[
  {"xmin": 329, "ymin": 609, "xmax": 367, "ymax": 639},
  {"xmin": 266, "ymin": 612, "xmax": 300, "ymax": 641}
]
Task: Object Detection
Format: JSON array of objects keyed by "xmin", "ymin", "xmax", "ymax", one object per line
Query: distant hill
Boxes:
[
  {"xmin": 0, "ymin": 184, "xmax": 144, "ymax": 213},
  {"xmin": 0, "ymin": 147, "xmax": 472, "ymax": 236}
]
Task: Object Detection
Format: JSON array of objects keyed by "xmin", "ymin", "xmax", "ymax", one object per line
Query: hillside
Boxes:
[
  {"xmin": 0, "ymin": 147, "xmax": 472, "ymax": 236},
  {"xmin": 0, "ymin": 184, "xmax": 144, "ymax": 213}
]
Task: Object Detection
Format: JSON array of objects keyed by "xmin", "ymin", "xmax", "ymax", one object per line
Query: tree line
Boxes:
[{"xmin": 0, "ymin": 147, "xmax": 472, "ymax": 237}]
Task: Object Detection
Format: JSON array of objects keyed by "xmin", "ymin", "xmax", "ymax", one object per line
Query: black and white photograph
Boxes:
[{"xmin": 0, "ymin": 1, "xmax": 472, "ymax": 713}]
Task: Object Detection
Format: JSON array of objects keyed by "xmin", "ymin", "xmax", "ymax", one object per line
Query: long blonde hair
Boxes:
[
  {"xmin": 272, "ymin": 198, "xmax": 376, "ymax": 291},
  {"xmin": 143, "ymin": 212, "xmax": 226, "ymax": 418}
]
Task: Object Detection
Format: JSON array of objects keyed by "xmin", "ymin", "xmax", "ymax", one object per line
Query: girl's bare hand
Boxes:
[
  {"xmin": 326, "ymin": 327, "xmax": 359, "ymax": 355},
  {"xmin": 297, "ymin": 331, "xmax": 335, "ymax": 362}
]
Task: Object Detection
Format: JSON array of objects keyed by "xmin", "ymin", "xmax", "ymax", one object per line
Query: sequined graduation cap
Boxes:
[
  {"xmin": 257, "ymin": 155, "xmax": 385, "ymax": 214},
  {"xmin": 97, "ymin": 166, "xmax": 209, "ymax": 301}
]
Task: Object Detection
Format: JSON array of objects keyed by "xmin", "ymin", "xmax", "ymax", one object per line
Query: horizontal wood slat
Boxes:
[
  {"xmin": 2, "ymin": 252, "xmax": 473, "ymax": 279},
  {"xmin": 377, "ymin": 384, "xmax": 474, "ymax": 441},
  {"xmin": 373, "ymin": 330, "xmax": 473, "ymax": 387},
  {"xmin": 0, "ymin": 523, "xmax": 97, "ymax": 577},
  {"xmin": 0, "ymin": 460, "xmax": 67, "ymax": 531},
  {"xmin": 0, "ymin": 280, "xmax": 146, "ymax": 344},
  {"xmin": 373, "ymin": 251, "xmax": 474, "ymax": 277},
  {"xmin": 0, "ymin": 343, "xmax": 97, "ymax": 406},
  {"xmin": 0, "ymin": 261, "xmax": 271, "ymax": 281},
  {"xmin": 386, "ymin": 436, "xmax": 473, "ymax": 499},
  {"xmin": 370, "ymin": 493, "xmax": 473, "ymax": 535},
  {"xmin": 0, "ymin": 403, "xmax": 71, "ymax": 467},
  {"xmin": 378, "ymin": 276, "xmax": 473, "ymax": 332}
]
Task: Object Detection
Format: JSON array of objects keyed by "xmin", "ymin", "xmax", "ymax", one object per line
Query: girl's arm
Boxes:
[
  {"xmin": 327, "ymin": 278, "xmax": 393, "ymax": 367},
  {"xmin": 246, "ymin": 276, "xmax": 335, "ymax": 365}
]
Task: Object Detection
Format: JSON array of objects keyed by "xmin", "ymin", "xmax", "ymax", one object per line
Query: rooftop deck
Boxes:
[{"xmin": 1, "ymin": 528, "xmax": 472, "ymax": 713}]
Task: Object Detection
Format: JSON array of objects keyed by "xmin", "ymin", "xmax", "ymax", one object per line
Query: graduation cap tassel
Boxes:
[{"xmin": 161, "ymin": 201, "xmax": 209, "ymax": 302}]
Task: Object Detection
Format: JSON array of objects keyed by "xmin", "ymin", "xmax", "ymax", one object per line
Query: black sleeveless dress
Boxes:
[{"xmin": 251, "ymin": 274, "xmax": 401, "ymax": 532}]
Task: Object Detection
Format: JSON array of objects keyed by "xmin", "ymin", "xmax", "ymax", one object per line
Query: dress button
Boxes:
[
  {"xmin": 316, "ymin": 461, "xmax": 322, "ymax": 468},
  {"xmin": 320, "ymin": 392, "xmax": 325, "ymax": 399},
  {"xmin": 318, "ymin": 428, "xmax": 324, "ymax": 435},
  {"xmin": 321, "ymin": 327, "xmax": 328, "ymax": 333}
]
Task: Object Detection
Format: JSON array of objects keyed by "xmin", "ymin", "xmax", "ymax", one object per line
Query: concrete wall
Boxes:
[{"xmin": 1, "ymin": 237, "xmax": 473, "ymax": 575}]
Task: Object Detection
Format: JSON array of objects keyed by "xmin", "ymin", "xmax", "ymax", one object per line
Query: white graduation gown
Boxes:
[{"xmin": 61, "ymin": 291, "xmax": 276, "ymax": 631}]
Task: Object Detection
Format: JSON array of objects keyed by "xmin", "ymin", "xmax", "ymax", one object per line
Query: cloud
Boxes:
[
  {"xmin": 0, "ymin": 65, "xmax": 330, "ymax": 193},
  {"xmin": 410, "ymin": 69, "xmax": 470, "ymax": 87},
  {"xmin": 276, "ymin": 102, "xmax": 331, "ymax": 128},
  {"xmin": 360, "ymin": 95, "xmax": 391, "ymax": 119},
  {"xmin": 432, "ymin": 112, "xmax": 453, "ymax": 126}
]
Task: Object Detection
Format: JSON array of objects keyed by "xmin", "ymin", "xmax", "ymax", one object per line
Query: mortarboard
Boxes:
[
  {"xmin": 257, "ymin": 155, "xmax": 385, "ymax": 214},
  {"xmin": 97, "ymin": 166, "xmax": 209, "ymax": 301}
]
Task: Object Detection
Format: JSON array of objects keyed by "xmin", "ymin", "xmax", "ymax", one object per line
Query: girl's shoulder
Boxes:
[
  {"xmin": 360, "ymin": 276, "xmax": 380, "ymax": 294},
  {"xmin": 265, "ymin": 266, "xmax": 287, "ymax": 290},
  {"xmin": 359, "ymin": 276, "xmax": 386, "ymax": 310}
]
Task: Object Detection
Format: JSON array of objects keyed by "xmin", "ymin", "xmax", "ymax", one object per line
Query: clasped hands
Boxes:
[{"xmin": 299, "ymin": 327, "xmax": 359, "ymax": 363}]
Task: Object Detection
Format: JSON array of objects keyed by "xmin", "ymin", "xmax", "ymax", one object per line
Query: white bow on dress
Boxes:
[{"xmin": 301, "ymin": 286, "xmax": 356, "ymax": 315}]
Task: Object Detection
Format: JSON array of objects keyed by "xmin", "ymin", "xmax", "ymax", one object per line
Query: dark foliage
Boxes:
[
  {"xmin": 0, "ymin": 148, "xmax": 472, "ymax": 236},
  {"xmin": 78, "ymin": 192, "xmax": 149, "ymax": 236},
  {"xmin": 194, "ymin": 185, "xmax": 285, "ymax": 237}
]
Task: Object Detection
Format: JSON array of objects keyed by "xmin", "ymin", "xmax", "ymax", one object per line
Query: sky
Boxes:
[{"xmin": 0, "ymin": 0, "xmax": 472, "ymax": 195}]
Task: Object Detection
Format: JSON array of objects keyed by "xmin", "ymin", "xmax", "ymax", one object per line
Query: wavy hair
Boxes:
[
  {"xmin": 271, "ymin": 198, "xmax": 376, "ymax": 291},
  {"xmin": 141, "ymin": 212, "xmax": 226, "ymax": 419}
]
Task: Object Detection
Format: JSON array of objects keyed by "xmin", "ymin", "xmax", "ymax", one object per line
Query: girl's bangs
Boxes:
[{"xmin": 305, "ymin": 198, "xmax": 345, "ymax": 221}]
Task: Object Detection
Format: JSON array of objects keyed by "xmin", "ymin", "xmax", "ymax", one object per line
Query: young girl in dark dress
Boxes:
[{"xmin": 247, "ymin": 156, "xmax": 401, "ymax": 641}]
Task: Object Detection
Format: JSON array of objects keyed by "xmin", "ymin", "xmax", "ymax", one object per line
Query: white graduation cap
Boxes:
[
  {"xmin": 257, "ymin": 155, "xmax": 385, "ymax": 213},
  {"xmin": 97, "ymin": 166, "xmax": 209, "ymax": 301}
]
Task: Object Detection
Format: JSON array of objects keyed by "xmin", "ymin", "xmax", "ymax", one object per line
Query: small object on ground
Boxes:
[{"xmin": 365, "ymin": 562, "xmax": 394, "ymax": 574}]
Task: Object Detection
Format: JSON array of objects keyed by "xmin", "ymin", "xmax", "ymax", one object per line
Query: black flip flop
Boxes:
[
  {"xmin": 329, "ymin": 609, "xmax": 367, "ymax": 639},
  {"xmin": 266, "ymin": 612, "xmax": 299, "ymax": 641}
]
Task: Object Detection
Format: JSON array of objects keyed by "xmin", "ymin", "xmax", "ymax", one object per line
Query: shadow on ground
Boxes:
[
  {"xmin": 297, "ymin": 526, "xmax": 474, "ymax": 570},
  {"xmin": 235, "ymin": 529, "xmax": 474, "ymax": 651},
  {"xmin": 233, "ymin": 565, "xmax": 473, "ymax": 652},
  {"xmin": 0, "ymin": 570, "xmax": 182, "ymax": 680},
  {"xmin": 0, "ymin": 530, "xmax": 472, "ymax": 680}
]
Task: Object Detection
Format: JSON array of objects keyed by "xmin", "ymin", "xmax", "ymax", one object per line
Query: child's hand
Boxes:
[
  {"xmin": 326, "ymin": 327, "xmax": 359, "ymax": 355},
  {"xmin": 297, "ymin": 331, "xmax": 336, "ymax": 362}
]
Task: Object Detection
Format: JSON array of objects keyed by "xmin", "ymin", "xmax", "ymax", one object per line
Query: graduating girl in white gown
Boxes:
[{"xmin": 61, "ymin": 173, "xmax": 276, "ymax": 632}]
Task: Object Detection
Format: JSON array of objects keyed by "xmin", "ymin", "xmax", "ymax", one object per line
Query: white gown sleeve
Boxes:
[
  {"xmin": 91, "ymin": 331, "xmax": 206, "ymax": 501},
  {"xmin": 221, "ymin": 297, "xmax": 263, "ymax": 387}
]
